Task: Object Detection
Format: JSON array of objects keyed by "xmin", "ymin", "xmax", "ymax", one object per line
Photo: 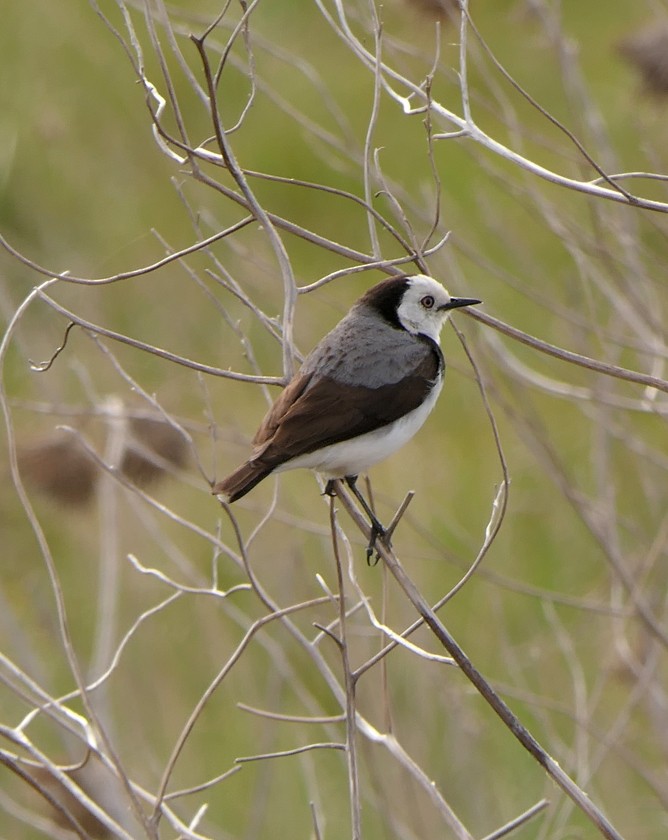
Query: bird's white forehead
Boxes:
[{"xmin": 405, "ymin": 274, "xmax": 451, "ymax": 305}]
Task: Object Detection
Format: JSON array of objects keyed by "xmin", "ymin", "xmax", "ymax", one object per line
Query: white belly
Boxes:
[{"xmin": 276, "ymin": 377, "xmax": 443, "ymax": 479}]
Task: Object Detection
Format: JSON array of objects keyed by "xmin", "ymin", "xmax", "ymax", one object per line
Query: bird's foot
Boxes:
[
  {"xmin": 327, "ymin": 476, "xmax": 390, "ymax": 563},
  {"xmin": 366, "ymin": 520, "xmax": 391, "ymax": 565},
  {"xmin": 341, "ymin": 475, "xmax": 390, "ymax": 564}
]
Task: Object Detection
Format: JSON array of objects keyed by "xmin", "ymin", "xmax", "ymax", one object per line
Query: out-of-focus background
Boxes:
[{"xmin": 1, "ymin": 1, "xmax": 667, "ymax": 838}]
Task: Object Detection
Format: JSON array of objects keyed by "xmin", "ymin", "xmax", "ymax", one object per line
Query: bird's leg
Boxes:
[
  {"xmin": 344, "ymin": 475, "xmax": 389, "ymax": 563},
  {"xmin": 323, "ymin": 479, "xmax": 337, "ymax": 497}
]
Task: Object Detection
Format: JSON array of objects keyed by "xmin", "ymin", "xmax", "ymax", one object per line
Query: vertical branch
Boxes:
[
  {"xmin": 329, "ymin": 496, "xmax": 361, "ymax": 840},
  {"xmin": 90, "ymin": 398, "xmax": 126, "ymax": 714},
  {"xmin": 363, "ymin": 1, "xmax": 383, "ymax": 259},
  {"xmin": 457, "ymin": 0, "xmax": 473, "ymax": 125}
]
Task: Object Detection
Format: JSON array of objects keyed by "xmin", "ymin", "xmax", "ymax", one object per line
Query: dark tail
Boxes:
[{"xmin": 212, "ymin": 461, "xmax": 272, "ymax": 503}]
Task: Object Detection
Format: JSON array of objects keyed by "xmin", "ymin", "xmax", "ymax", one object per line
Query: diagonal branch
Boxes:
[{"xmin": 331, "ymin": 480, "xmax": 625, "ymax": 840}]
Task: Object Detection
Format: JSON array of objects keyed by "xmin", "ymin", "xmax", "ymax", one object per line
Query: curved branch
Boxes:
[{"xmin": 469, "ymin": 309, "xmax": 668, "ymax": 396}]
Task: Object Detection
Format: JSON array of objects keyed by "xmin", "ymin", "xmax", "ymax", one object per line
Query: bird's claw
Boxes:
[
  {"xmin": 366, "ymin": 523, "xmax": 390, "ymax": 565},
  {"xmin": 326, "ymin": 477, "xmax": 390, "ymax": 563}
]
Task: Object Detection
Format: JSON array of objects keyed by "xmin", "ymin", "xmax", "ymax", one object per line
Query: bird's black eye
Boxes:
[{"xmin": 421, "ymin": 295, "xmax": 435, "ymax": 309}]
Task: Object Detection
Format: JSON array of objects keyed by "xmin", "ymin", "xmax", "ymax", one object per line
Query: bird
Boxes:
[{"xmin": 213, "ymin": 274, "xmax": 480, "ymax": 557}]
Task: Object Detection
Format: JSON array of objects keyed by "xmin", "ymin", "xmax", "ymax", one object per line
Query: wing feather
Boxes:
[{"xmin": 250, "ymin": 349, "xmax": 440, "ymax": 470}]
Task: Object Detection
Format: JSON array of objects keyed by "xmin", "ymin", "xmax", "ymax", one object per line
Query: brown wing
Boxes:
[
  {"xmin": 212, "ymin": 373, "xmax": 317, "ymax": 502},
  {"xmin": 250, "ymin": 351, "xmax": 439, "ymax": 470},
  {"xmin": 251, "ymin": 371, "xmax": 314, "ymax": 448}
]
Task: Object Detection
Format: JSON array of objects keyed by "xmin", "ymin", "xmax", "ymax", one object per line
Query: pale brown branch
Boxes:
[
  {"xmin": 469, "ymin": 308, "xmax": 668, "ymax": 395},
  {"xmin": 331, "ymin": 480, "xmax": 625, "ymax": 840},
  {"xmin": 34, "ymin": 292, "xmax": 284, "ymax": 386}
]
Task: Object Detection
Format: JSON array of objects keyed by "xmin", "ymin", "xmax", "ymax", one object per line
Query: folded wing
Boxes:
[{"xmin": 252, "ymin": 349, "xmax": 440, "ymax": 468}]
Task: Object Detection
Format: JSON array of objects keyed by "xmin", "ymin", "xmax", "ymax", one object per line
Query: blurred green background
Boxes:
[{"xmin": 1, "ymin": 1, "xmax": 667, "ymax": 838}]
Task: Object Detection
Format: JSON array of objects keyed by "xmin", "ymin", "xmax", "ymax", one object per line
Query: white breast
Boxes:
[{"xmin": 275, "ymin": 375, "xmax": 443, "ymax": 479}]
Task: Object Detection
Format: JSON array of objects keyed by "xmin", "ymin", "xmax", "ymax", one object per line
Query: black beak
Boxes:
[{"xmin": 441, "ymin": 297, "xmax": 482, "ymax": 312}]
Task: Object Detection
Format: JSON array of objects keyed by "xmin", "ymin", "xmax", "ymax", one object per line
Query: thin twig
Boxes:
[
  {"xmin": 480, "ymin": 798, "xmax": 550, "ymax": 840},
  {"xmin": 29, "ymin": 322, "xmax": 77, "ymax": 371},
  {"xmin": 33, "ymin": 291, "xmax": 284, "ymax": 386},
  {"xmin": 236, "ymin": 742, "xmax": 346, "ymax": 763},
  {"xmin": 329, "ymin": 495, "xmax": 361, "ymax": 840},
  {"xmin": 469, "ymin": 308, "xmax": 668, "ymax": 395},
  {"xmin": 237, "ymin": 704, "xmax": 345, "ymax": 724},
  {"xmin": 0, "ymin": 220, "xmax": 254, "ymax": 286}
]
